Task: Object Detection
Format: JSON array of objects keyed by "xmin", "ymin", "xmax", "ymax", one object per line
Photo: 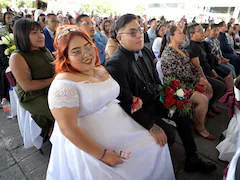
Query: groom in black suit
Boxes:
[{"xmin": 106, "ymin": 14, "xmax": 216, "ymax": 173}]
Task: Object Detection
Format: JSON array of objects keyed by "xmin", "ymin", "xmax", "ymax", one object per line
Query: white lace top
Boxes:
[{"xmin": 48, "ymin": 76, "xmax": 120, "ymax": 117}]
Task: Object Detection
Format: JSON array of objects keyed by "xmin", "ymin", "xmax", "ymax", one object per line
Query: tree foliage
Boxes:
[
  {"xmin": 80, "ymin": 0, "xmax": 117, "ymax": 15},
  {"xmin": 136, "ymin": 3, "xmax": 145, "ymax": 15},
  {"xmin": 0, "ymin": 0, "xmax": 34, "ymax": 9},
  {"xmin": 0, "ymin": 0, "xmax": 11, "ymax": 9}
]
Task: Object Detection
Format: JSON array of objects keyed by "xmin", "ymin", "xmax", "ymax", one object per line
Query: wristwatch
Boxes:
[{"xmin": 151, "ymin": 124, "xmax": 162, "ymax": 134}]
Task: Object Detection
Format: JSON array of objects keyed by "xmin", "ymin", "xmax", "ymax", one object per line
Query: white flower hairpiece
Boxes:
[{"xmin": 57, "ymin": 28, "xmax": 79, "ymax": 41}]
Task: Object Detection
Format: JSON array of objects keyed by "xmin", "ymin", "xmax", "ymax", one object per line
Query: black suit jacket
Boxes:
[{"xmin": 106, "ymin": 45, "xmax": 165, "ymax": 130}]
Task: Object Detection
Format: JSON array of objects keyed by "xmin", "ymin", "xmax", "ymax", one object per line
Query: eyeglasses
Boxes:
[
  {"xmin": 118, "ymin": 27, "xmax": 144, "ymax": 37},
  {"xmin": 81, "ymin": 21, "xmax": 95, "ymax": 27},
  {"xmin": 195, "ymin": 28, "xmax": 205, "ymax": 33},
  {"xmin": 69, "ymin": 44, "xmax": 95, "ymax": 59}
]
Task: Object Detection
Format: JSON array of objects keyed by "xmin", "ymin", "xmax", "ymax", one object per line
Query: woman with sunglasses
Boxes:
[{"xmin": 46, "ymin": 25, "xmax": 175, "ymax": 180}]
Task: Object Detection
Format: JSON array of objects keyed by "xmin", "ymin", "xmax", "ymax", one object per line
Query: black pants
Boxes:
[
  {"xmin": 147, "ymin": 100, "xmax": 197, "ymax": 157},
  {"xmin": 223, "ymin": 53, "xmax": 240, "ymax": 76},
  {"xmin": 206, "ymin": 76, "xmax": 225, "ymax": 109}
]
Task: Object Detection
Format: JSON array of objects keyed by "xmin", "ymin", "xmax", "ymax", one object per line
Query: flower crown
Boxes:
[{"xmin": 57, "ymin": 27, "xmax": 80, "ymax": 42}]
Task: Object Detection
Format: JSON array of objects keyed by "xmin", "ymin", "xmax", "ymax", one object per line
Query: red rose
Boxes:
[
  {"xmin": 185, "ymin": 100, "xmax": 192, "ymax": 108},
  {"xmin": 164, "ymin": 95, "xmax": 176, "ymax": 108},
  {"xmin": 176, "ymin": 100, "xmax": 184, "ymax": 109},
  {"xmin": 170, "ymin": 79, "xmax": 181, "ymax": 89},
  {"xmin": 184, "ymin": 90, "xmax": 191, "ymax": 98},
  {"xmin": 195, "ymin": 84, "xmax": 205, "ymax": 93},
  {"xmin": 165, "ymin": 86, "xmax": 175, "ymax": 96}
]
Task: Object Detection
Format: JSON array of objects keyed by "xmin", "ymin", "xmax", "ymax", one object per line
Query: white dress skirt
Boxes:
[
  {"xmin": 46, "ymin": 76, "xmax": 175, "ymax": 180},
  {"xmin": 216, "ymin": 85, "xmax": 240, "ymax": 162}
]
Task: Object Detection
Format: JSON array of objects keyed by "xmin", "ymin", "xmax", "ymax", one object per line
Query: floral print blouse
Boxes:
[{"xmin": 161, "ymin": 45, "xmax": 201, "ymax": 93}]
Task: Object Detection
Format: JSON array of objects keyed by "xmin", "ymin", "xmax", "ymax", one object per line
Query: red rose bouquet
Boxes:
[{"xmin": 156, "ymin": 77, "xmax": 192, "ymax": 117}]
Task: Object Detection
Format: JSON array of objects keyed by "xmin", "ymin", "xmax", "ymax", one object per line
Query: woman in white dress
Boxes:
[{"xmin": 46, "ymin": 25, "xmax": 175, "ymax": 180}]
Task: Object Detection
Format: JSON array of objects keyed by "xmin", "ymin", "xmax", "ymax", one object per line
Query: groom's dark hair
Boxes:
[{"xmin": 115, "ymin": 14, "xmax": 136, "ymax": 34}]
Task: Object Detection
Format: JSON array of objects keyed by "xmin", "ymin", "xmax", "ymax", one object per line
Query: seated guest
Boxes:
[
  {"xmin": 94, "ymin": 24, "xmax": 107, "ymax": 46},
  {"xmin": 37, "ymin": 13, "xmax": 46, "ymax": 29},
  {"xmin": 2, "ymin": 11, "xmax": 15, "ymax": 32},
  {"xmin": 56, "ymin": 14, "xmax": 63, "ymax": 25},
  {"xmin": 205, "ymin": 24, "xmax": 236, "ymax": 78},
  {"xmin": 218, "ymin": 21, "xmax": 240, "ymax": 75},
  {"xmin": 136, "ymin": 15, "xmax": 150, "ymax": 47},
  {"xmin": 34, "ymin": 0, "xmax": 47, "ymax": 21},
  {"xmin": 9, "ymin": 18, "xmax": 55, "ymax": 139},
  {"xmin": 152, "ymin": 24, "xmax": 165, "ymax": 61},
  {"xmin": 0, "ymin": 15, "xmax": 21, "ymax": 101},
  {"xmin": 76, "ymin": 14, "xmax": 106, "ymax": 66},
  {"xmin": 43, "ymin": 13, "xmax": 59, "ymax": 54},
  {"xmin": 226, "ymin": 23, "xmax": 235, "ymax": 49},
  {"xmin": 62, "ymin": 16, "xmax": 70, "ymax": 25},
  {"xmin": 46, "ymin": 25, "xmax": 175, "ymax": 180},
  {"xmin": 101, "ymin": 19, "xmax": 111, "ymax": 40},
  {"xmin": 105, "ymin": 23, "xmax": 119, "ymax": 60},
  {"xmin": 234, "ymin": 24, "xmax": 240, "ymax": 48},
  {"xmin": 205, "ymin": 24, "xmax": 235, "ymax": 91},
  {"xmin": 107, "ymin": 14, "xmax": 216, "ymax": 173},
  {"xmin": 147, "ymin": 18, "xmax": 157, "ymax": 48},
  {"xmin": 185, "ymin": 23, "xmax": 225, "ymax": 117},
  {"xmin": 161, "ymin": 25, "xmax": 214, "ymax": 140}
]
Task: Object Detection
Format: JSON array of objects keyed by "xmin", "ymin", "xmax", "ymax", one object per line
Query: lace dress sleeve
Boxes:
[{"xmin": 48, "ymin": 81, "xmax": 79, "ymax": 109}]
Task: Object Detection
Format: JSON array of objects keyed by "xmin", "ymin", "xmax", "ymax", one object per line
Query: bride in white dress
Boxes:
[{"xmin": 46, "ymin": 25, "xmax": 175, "ymax": 180}]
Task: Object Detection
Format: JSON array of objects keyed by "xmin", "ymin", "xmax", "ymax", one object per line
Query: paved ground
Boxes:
[{"xmin": 0, "ymin": 103, "xmax": 229, "ymax": 180}]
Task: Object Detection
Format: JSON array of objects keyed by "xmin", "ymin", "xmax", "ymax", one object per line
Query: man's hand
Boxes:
[
  {"xmin": 221, "ymin": 58, "xmax": 230, "ymax": 64},
  {"xmin": 131, "ymin": 96, "xmax": 143, "ymax": 114},
  {"xmin": 149, "ymin": 124, "xmax": 167, "ymax": 147},
  {"xmin": 212, "ymin": 69, "xmax": 218, "ymax": 78}
]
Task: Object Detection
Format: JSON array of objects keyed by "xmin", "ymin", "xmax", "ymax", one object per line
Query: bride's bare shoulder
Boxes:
[{"xmin": 54, "ymin": 72, "xmax": 84, "ymax": 81}]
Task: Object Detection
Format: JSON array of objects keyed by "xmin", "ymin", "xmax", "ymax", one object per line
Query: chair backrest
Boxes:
[
  {"xmin": 5, "ymin": 66, "xmax": 16, "ymax": 87},
  {"xmin": 156, "ymin": 60, "xmax": 164, "ymax": 85}
]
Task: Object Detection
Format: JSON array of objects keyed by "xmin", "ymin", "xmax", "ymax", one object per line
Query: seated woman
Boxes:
[
  {"xmin": 105, "ymin": 23, "xmax": 119, "ymax": 60},
  {"xmin": 160, "ymin": 26, "xmax": 215, "ymax": 140},
  {"xmin": 101, "ymin": 19, "xmax": 111, "ymax": 40},
  {"xmin": 152, "ymin": 24, "xmax": 165, "ymax": 61},
  {"xmin": 9, "ymin": 18, "xmax": 55, "ymax": 139},
  {"xmin": 46, "ymin": 25, "xmax": 175, "ymax": 180}
]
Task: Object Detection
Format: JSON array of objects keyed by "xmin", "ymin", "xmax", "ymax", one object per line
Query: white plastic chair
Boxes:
[{"xmin": 5, "ymin": 67, "xmax": 43, "ymax": 149}]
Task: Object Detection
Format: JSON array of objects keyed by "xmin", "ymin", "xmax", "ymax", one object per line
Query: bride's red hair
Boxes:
[{"xmin": 53, "ymin": 25, "xmax": 100, "ymax": 74}]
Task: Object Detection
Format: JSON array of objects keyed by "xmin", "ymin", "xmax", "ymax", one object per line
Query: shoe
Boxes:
[
  {"xmin": 207, "ymin": 110, "xmax": 216, "ymax": 117},
  {"xmin": 185, "ymin": 153, "xmax": 217, "ymax": 173},
  {"xmin": 195, "ymin": 128, "xmax": 216, "ymax": 140}
]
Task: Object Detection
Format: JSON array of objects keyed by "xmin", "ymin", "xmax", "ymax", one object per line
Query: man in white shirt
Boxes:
[{"xmin": 147, "ymin": 18, "xmax": 157, "ymax": 48}]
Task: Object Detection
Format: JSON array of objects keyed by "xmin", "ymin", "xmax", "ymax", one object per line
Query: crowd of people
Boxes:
[{"xmin": 1, "ymin": 1, "xmax": 240, "ymax": 179}]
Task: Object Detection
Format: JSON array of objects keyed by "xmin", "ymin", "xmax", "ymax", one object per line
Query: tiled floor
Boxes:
[{"xmin": 0, "ymin": 103, "xmax": 229, "ymax": 179}]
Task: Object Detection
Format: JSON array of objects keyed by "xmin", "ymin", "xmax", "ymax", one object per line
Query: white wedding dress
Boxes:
[
  {"xmin": 216, "ymin": 85, "xmax": 240, "ymax": 162},
  {"xmin": 46, "ymin": 76, "xmax": 175, "ymax": 180}
]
